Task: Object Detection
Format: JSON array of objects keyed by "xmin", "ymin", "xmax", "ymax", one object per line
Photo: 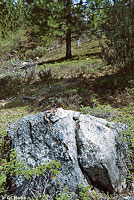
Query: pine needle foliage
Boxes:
[
  {"xmin": 100, "ymin": 0, "xmax": 134, "ymax": 72},
  {"xmin": 0, "ymin": 0, "xmax": 25, "ymax": 37}
]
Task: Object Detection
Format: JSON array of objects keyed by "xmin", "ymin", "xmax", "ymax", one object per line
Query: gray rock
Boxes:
[
  {"xmin": 7, "ymin": 108, "xmax": 130, "ymax": 198},
  {"xmin": 76, "ymin": 114, "xmax": 129, "ymax": 193},
  {"xmin": 22, "ymin": 95, "xmax": 37, "ymax": 101}
]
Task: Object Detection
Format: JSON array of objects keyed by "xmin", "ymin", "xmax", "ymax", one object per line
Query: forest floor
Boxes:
[{"xmin": 0, "ymin": 38, "xmax": 134, "ymax": 199}]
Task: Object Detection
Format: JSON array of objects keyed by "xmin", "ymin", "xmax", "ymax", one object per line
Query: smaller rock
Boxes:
[
  {"xmin": 118, "ymin": 196, "xmax": 134, "ymax": 200},
  {"xmin": 22, "ymin": 96, "xmax": 37, "ymax": 101},
  {"xmin": 20, "ymin": 60, "xmax": 36, "ymax": 70}
]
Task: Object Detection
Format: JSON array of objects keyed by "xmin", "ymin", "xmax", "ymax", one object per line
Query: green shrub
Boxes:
[
  {"xmin": 56, "ymin": 186, "xmax": 75, "ymax": 200},
  {"xmin": 25, "ymin": 46, "xmax": 47, "ymax": 59},
  {"xmin": 0, "ymin": 149, "xmax": 61, "ymax": 197},
  {"xmin": 38, "ymin": 69, "xmax": 52, "ymax": 81},
  {"xmin": 0, "ymin": 29, "xmax": 27, "ymax": 60},
  {"xmin": 100, "ymin": 0, "xmax": 134, "ymax": 72}
]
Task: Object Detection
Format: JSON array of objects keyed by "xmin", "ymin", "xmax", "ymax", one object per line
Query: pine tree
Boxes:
[{"xmin": 25, "ymin": 0, "xmax": 90, "ymax": 59}]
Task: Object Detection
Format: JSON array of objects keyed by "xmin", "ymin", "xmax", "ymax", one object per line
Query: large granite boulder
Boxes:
[{"xmin": 7, "ymin": 108, "xmax": 130, "ymax": 198}]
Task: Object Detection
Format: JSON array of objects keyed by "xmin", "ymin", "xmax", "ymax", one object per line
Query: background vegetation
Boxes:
[{"xmin": 0, "ymin": 0, "xmax": 134, "ymax": 199}]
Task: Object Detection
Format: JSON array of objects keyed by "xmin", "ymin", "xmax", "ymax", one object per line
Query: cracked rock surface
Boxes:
[{"xmin": 7, "ymin": 108, "xmax": 130, "ymax": 198}]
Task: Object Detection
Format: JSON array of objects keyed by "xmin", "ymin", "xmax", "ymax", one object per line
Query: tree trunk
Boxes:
[
  {"xmin": 65, "ymin": 0, "xmax": 72, "ymax": 59},
  {"xmin": 66, "ymin": 29, "xmax": 72, "ymax": 59}
]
